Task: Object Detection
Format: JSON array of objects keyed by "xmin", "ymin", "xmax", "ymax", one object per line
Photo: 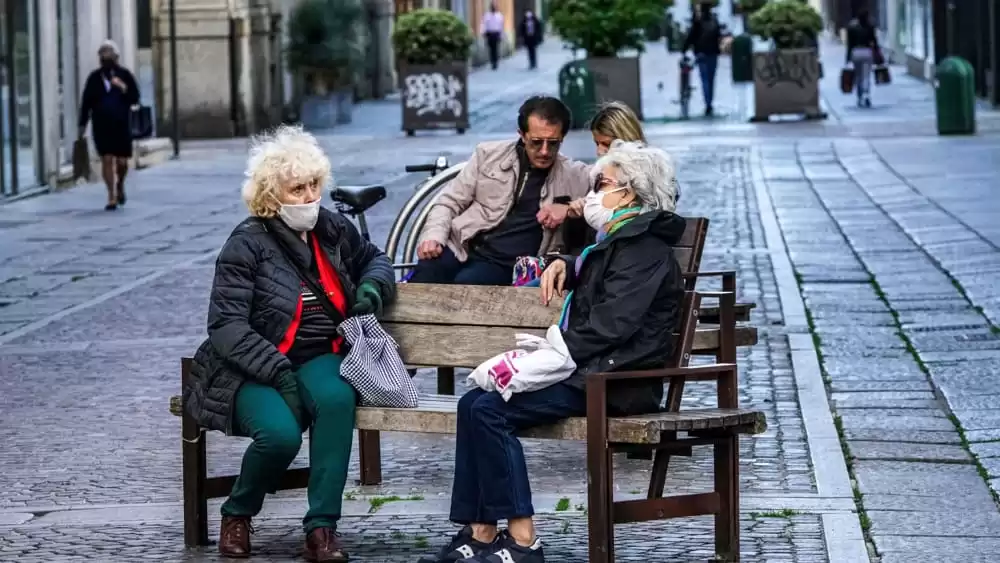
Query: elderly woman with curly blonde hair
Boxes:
[{"xmin": 183, "ymin": 125, "xmax": 395, "ymax": 562}]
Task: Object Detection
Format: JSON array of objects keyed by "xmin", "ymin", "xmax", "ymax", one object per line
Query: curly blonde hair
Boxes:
[{"xmin": 241, "ymin": 124, "xmax": 332, "ymax": 218}]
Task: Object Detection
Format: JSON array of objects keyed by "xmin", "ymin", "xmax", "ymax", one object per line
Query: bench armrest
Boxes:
[
  {"xmin": 585, "ymin": 364, "xmax": 740, "ymax": 451},
  {"xmin": 682, "ymin": 270, "xmax": 737, "ymax": 292}
]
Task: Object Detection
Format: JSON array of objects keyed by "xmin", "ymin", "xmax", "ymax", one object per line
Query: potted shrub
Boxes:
[
  {"xmin": 747, "ymin": 0, "xmax": 825, "ymax": 121},
  {"xmin": 392, "ymin": 9, "xmax": 474, "ymax": 136},
  {"xmin": 548, "ymin": 0, "xmax": 672, "ymax": 120},
  {"xmin": 286, "ymin": 0, "xmax": 365, "ymax": 129}
]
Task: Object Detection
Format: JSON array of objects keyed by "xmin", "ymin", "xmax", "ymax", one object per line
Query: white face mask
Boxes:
[
  {"xmin": 583, "ymin": 188, "xmax": 626, "ymax": 231},
  {"xmin": 278, "ymin": 201, "xmax": 321, "ymax": 232}
]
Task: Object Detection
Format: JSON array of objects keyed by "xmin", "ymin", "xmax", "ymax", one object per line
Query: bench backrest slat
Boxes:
[
  {"xmin": 677, "ymin": 217, "xmax": 709, "ymax": 290},
  {"xmin": 382, "ymin": 284, "xmax": 557, "ymax": 328}
]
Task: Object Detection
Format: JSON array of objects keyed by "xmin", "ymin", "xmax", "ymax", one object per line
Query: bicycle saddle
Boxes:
[{"xmin": 330, "ymin": 184, "xmax": 386, "ymax": 213}]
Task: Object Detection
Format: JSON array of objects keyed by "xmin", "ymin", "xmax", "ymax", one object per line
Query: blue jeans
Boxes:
[
  {"xmin": 450, "ymin": 384, "xmax": 587, "ymax": 524},
  {"xmin": 696, "ymin": 54, "xmax": 719, "ymax": 109},
  {"xmin": 408, "ymin": 247, "xmax": 512, "ymax": 285}
]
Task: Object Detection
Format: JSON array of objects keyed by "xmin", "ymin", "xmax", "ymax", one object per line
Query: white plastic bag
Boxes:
[{"xmin": 467, "ymin": 325, "xmax": 576, "ymax": 401}]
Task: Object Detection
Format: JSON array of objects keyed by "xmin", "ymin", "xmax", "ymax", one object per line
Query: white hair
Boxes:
[
  {"xmin": 99, "ymin": 39, "xmax": 120, "ymax": 57},
  {"xmin": 241, "ymin": 124, "xmax": 332, "ymax": 218},
  {"xmin": 592, "ymin": 140, "xmax": 678, "ymax": 213}
]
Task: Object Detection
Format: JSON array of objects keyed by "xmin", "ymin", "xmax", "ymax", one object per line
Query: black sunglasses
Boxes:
[
  {"xmin": 592, "ymin": 172, "xmax": 629, "ymax": 193},
  {"xmin": 526, "ymin": 138, "xmax": 562, "ymax": 151}
]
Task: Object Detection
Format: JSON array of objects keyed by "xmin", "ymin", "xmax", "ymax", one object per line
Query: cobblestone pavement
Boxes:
[
  {"xmin": 11, "ymin": 27, "xmax": 1000, "ymax": 563},
  {"xmin": 0, "ymin": 513, "xmax": 826, "ymax": 563}
]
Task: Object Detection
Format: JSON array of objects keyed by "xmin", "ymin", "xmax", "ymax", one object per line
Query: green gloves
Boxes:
[
  {"xmin": 275, "ymin": 371, "xmax": 305, "ymax": 430},
  {"xmin": 349, "ymin": 281, "xmax": 383, "ymax": 317}
]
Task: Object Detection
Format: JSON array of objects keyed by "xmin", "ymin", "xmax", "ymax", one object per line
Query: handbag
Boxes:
[
  {"xmin": 72, "ymin": 138, "xmax": 90, "ymax": 181},
  {"xmin": 338, "ymin": 314, "xmax": 419, "ymax": 408},
  {"xmin": 874, "ymin": 65, "xmax": 891, "ymax": 85},
  {"xmin": 129, "ymin": 105, "xmax": 153, "ymax": 139},
  {"xmin": 840, "ymin": 66, "xmax": 855, "ymax": 94},
  {"xmin": 467, "ymin": 326, "xmax": 576, "ymax": 402}
]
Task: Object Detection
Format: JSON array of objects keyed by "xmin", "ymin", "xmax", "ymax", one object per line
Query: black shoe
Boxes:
[
  {"xmin": 105, "ymin": 203, "xmax": 118, "ymax": 211},
  {"xmin": 459, "ymin": 531, "xmax": 544, "ymax": 563},
  {"xmin": 704, "ymin": 106, "xmax": 713, "ymax": 117},
  {"xmin": 418, "ymin": 526, "xmax": 496, "ymax": 563},
  {"xmin": 117, "ymin": 187, "xmax": 126, "ymax": 206}
]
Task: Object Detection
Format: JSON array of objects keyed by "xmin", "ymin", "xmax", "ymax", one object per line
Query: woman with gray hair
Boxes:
[
  {"xmin": 424, "ymin": 140, "xmax": 685, "ymax": 563},
  {"xmin": 183, "ymin": 124, "xmax": 395, "ymax": 561},
  {"xmin": 78, "ymin": 39, "xmax": 139, "ymax": 210}
]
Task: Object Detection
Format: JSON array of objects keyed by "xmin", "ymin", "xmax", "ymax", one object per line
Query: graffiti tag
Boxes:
[
  {"xmin": 754, "ymin": 52, "xmax": 819, "ymax": 89},
  {"xmin": 404, "ymin": 72, "xmax": 464, "ymax": 117}
]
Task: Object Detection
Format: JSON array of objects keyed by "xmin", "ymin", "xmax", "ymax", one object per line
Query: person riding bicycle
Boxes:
[
  {"xmin": 682, "ymin": 3, "xmax": 725, "ymax": 116},
  {"xmin": 408, "ymin": 96, "xmax": 590, "ymax": 285}
]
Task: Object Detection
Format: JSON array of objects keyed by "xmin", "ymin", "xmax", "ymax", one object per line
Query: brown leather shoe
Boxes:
[
  {"xmin": 304, "ymin": 527, "xmax": 349, "ymax": 562},
  {"xmin": 218, "ymin": 516, "xmax": 253, "ymax": 558}
]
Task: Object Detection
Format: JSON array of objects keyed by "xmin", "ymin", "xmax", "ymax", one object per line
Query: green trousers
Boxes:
[{"xmin": 221, "ymin": 354, "xmax": 356, "ymax": 532}]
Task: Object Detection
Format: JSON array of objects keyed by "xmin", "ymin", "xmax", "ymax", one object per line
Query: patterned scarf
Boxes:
[{"xmin": 558, "ymin": 207, "xmax": 642, "ymax": 330}]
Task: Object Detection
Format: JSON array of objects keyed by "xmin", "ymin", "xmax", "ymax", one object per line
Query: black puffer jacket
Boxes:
[
  {"xmin": 559, "ymin": 211, "xmax": 686, "ymax": 415},
  {"xmin": 183, "ymin": 207, "xmax": 396, "ymax": 434}
]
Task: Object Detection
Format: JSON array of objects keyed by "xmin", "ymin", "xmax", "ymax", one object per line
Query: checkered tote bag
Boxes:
[{"xmin": 338, "ymin": 314, "xmax": 419, "ymax": 408}]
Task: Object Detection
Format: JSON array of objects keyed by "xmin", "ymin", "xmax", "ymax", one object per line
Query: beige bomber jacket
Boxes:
[{"xmin": 417, "ymin": 139, "xmax": 591, "ymax": 262}]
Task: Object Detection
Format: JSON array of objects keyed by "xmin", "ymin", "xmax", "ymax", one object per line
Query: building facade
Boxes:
[{"xmin": 0, "ymin": 0, "xmax": 141, "ymax": 198}]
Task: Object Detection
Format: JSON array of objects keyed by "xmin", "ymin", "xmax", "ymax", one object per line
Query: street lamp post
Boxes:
[{"xmin": 169, "ymin": 0, "xmax": 180, "ymax": 158}]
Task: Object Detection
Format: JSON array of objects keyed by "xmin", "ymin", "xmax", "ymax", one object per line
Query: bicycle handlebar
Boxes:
[{"xmin": 404, "ymin": 163, "xmax": 439, "ymax": 173}]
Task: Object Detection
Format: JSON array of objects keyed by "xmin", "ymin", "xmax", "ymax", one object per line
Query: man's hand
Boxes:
[
  {"xmin": 540, "ymin": 259, "xmax": 567, "ymax": 305},
  {"xmin": 567, "ymin": 198, "xmax": 585, "ymax": 219},
  {"xmin": 417, "ymin": 240, "xmax": 443, "ymax": 260},
  {"xmin": 110, "ymin": 76, "xmax": 127, "ymax": 92},
  {"xmin": 537, "ymin": 203, "xmax": 570, "ymax": 230}
]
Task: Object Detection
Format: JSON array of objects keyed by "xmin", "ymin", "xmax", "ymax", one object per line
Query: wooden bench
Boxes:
[{"xmin": 170, "ymin": 284, "xmax": 765, "ymax": 561}]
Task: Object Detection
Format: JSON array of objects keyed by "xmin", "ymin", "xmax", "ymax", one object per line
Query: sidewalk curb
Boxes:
[{"xmin": 749, "ymin": 145, "xmax": 871, "ymax": 563}]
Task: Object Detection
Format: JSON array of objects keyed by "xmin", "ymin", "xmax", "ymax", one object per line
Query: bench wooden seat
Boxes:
[{"xmin": 171, "ymin": 283, "xmax": 765, "ymax": 561}]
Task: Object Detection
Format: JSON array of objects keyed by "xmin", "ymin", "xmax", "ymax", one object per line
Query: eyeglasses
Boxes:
[
  {"xmin": 526, "ymin": 138, "xmax": 562, "ymax": 151},
  {"xmin": 592, "ymin": 172, "xmax": 629, "ymax": 193}
]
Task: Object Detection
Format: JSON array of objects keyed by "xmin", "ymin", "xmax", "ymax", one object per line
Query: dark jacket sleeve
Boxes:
[
  {"xmin": 122, "ymin": 68, "xmax": 140, "ymax": 106},
  {"xmin": 562, "ymin": 239, "xmax": 677, "ymax": 367},
  {"xmin": 336, "ymin": 213, "xmax": 397, "ymax": 305},
  {"xmin": 78, "ymin": 72, "xmax": 96, "ymax": 129},
  {"xmin": 206, "ymin": 233, "xmax": 292, "ymax": 386},
  {"xmin": 682, "ymin": 20, "xmax": 701, "ymax": 52}
]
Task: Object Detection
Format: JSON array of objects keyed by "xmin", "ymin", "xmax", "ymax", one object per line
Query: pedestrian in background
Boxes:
[
  {"xmin": 481, "ymin": 3, "xmax": 505, "ymax": 70},
  {"xmin": 682, "ymin": 2, "xmax": 724, "ymax": 116},
  {"xmin": 846, "ymin": 8, "xmax": 880, "ymax": 108},
  {"xmin": 518, "ymin": 9, "xmax": 544, "ymax": 70},
  {"xmin": 78, "ymin": 39, "xmax": 139, "ymax": 211}
]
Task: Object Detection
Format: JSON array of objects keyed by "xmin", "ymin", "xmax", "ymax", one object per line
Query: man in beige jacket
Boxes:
[{"xmin": 409, "ymin": 96, "xmax": 591, "ymax": 285}]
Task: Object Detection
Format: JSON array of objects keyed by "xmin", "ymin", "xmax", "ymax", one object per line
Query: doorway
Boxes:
[{"xmin": 0, "ymin": 0, "xmax": 41, "ymax": 198}]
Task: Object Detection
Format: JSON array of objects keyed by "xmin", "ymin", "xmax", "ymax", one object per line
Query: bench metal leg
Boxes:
[
  {"xmin": 436, "ymin": 367, "xmax": 455, "ymax": 395},
  {"xmin": 182, "ymin": 412, "xmax": 209, "ymax": 547},
  {"xmin": 714, "ymin": 434, "xmax": 740, "ymax": 561},
  {"xmin": 357, "ymin": 430, "xmax": 383, "ymax": 485},
  {"xmin": 586, "ymin": 391, "xmax": 614, "ymax": 563}
]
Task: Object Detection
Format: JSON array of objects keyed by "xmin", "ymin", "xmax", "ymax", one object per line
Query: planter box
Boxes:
[
  {"xmin": 300, "ymin": 91, "xmax": 353, "ymax": 131},
  {"xmin": 750, "ymin": 48, "xmax": 827, "ymax": 122},
  {"xmin": 586, "ymin": 57, "xmax": 643, "ymax": 120},
  {"xmin": 400, "ymin": 62, "xmax": 470, "ymax": 135}
]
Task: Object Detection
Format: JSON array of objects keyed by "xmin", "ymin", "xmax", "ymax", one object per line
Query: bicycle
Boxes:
[
  {"xmin": 329, "ymin": 156, "xmax": 451, "ymax": 243},
  {"xmin": 679, "ymin": 53, "xmax": 694, "ymax": 120}
]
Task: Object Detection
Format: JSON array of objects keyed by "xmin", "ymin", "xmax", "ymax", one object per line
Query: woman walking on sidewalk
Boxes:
[
  {"xmin": 183, "ymin": 125, "xmax": 396, "ymax": 562},
  {"xmin": 846, "ymin": 8, "xmax": 880, "ymax": 108},
  {"xmin": 78, "ymin": 39, "xmax": 139, "ymax": 211}
]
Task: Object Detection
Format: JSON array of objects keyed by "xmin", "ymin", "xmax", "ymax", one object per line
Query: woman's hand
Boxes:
[
  {"xmin": 349, "ymin": 281, "xmax": 383, "ymax": 317},
  {"xmin": 540, "ymin": 259, "xmax": 567, "ymax": 305},
  {"xmin": 275, "ymin": 372, "xmax": 305, "ymax": 429},
  {"xmin": 567, "ymin": 198, "xmax": 585, "ymax": 219},
  {"xmin": 110, "ymin": 76, "xmax": 127, "ymax": 92},
  {"xmin": 537, "ymin": 203, "xmax": 569, "ymax": 229}
]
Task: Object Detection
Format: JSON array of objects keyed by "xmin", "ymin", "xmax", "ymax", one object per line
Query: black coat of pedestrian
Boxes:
[
  {"xmin": 183, "ymin": 207, "xmax": 397, "ymax": 434},
  {"xmin": 557, "ymin": 211, "xmax": 686, "ymax": 415},
  {"xmin": 79, "ymin": 64, "xmax": 140, "ymax": 158},
  {"xmin": 518, "ymin": 15, "xmax": 544, "ymax": 47}
]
